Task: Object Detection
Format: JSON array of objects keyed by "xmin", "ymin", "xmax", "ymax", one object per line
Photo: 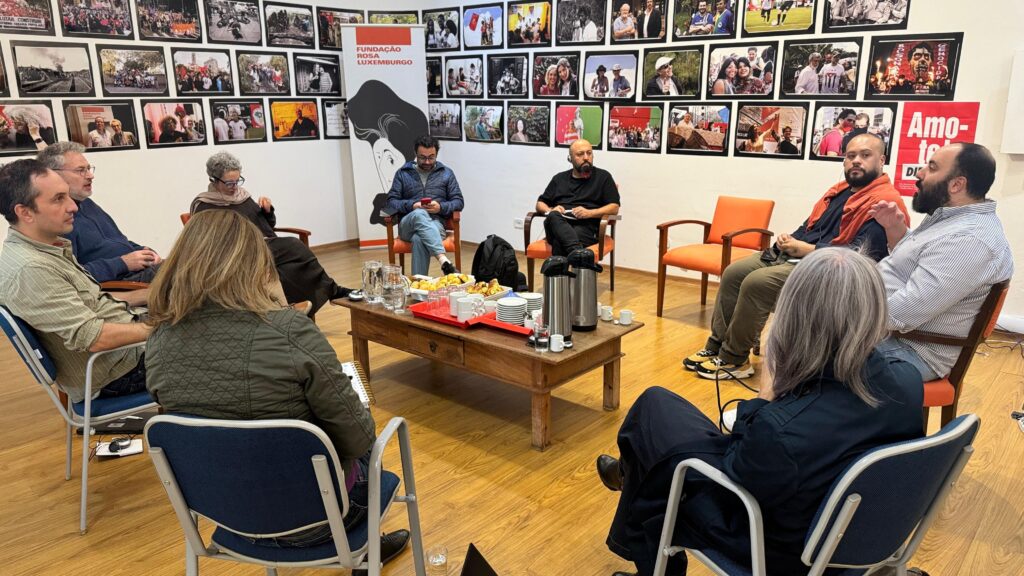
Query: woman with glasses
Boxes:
[{"xmin": 190, "ymin": 151, "xmax": 353, "ymax": 313}]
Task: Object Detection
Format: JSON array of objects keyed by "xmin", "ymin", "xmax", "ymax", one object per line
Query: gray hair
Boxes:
[
  {"xmin": 5, "ymin": 105, "xmax": 48, "ymax": 128},
  {"xmin": 206, "ymin": 151, "xmax": 242, "ymax": 179},
  {"xmin": 36, "ymin": 141, "xmax": 87, "ymax": 170},
  {"xmin": 765, "ymin": 247, "xmax": 888, "ymax": 407}
]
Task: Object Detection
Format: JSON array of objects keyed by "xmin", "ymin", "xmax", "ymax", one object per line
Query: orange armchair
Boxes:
[
  {"xmin": 899, "ymin": 280, "xmax": 1010, "ymax": 430},
  {"xmin": 657, "ymin": 196, "xmax": 775, "ymax": 316},
  {"xmin": 180, "ymin": 212, "xmax": 311, "ymax": 247},
  {"xmin": 383, "ymin": 211, "xmax": 462, "ymax": 274},
  {"xmin": 523, "ymin": 212, "xmax": 619, "ymax": 291}
]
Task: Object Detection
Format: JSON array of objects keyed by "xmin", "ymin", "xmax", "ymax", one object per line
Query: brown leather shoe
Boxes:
[{"xmin": 597, "ymin": 454, "xmax": 623, "ymax": 491}]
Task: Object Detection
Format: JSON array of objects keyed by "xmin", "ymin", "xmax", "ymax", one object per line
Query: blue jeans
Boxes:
[
  {"xmin": 877, "ymin": 338, "xmax": 939, "ymax": 382},
  {"xmin": 398, "ymin": 210, "xmax": 447, "ymax": 276}
]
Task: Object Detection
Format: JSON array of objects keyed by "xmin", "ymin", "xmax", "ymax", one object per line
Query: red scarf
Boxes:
[{"xmin": 805, "ymin": 173, "xmax": 909, "ymax": 246}]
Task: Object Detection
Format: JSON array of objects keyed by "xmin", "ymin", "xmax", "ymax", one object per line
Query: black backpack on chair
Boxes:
[{"xmin": 472, "ymin": 234, "xmax": 526, "ymax": 291}]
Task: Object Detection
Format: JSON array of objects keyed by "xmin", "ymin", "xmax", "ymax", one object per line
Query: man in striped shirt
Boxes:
[
  {"xmin": 0, "ymin": 159, "xmax": 150, "ymax": 404},
  {"xmin": 869, "ymin": 143, "xmax": 1014, "ymax": 380}
]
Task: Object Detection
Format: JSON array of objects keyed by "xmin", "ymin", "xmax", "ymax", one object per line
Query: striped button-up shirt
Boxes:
[
  {"xmin": 0, "ymin": 229, "xmax": 143, "ymax": 403},
  {"xmin": 878, "ymin": 200, "xmax": 1014, "ymax": 377}
]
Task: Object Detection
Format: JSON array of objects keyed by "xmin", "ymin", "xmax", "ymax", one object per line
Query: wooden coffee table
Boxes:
[{"xmin": 335, "ymin": 300, "xmax": 644, "ymax": 450}]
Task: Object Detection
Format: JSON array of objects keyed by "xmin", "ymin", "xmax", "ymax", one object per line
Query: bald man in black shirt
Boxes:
[{"xmin": 536, "ymin": 139, "xmax": 620, "ymax": 256}]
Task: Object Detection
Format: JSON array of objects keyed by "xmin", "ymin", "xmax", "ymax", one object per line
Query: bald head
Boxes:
[
  {"xmin": 568, "ymin": 139, "xmax": 594, "ymax": 176},
  {"xmin": 849, "ymin": 132, "xmax": 886, "ymax": 156}
]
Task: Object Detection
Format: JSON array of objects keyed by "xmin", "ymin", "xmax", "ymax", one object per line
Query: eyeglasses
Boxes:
[
  {"xmin": 415, "ymin": 155, "xmax": 437, "ymax": 162},
  {"xmin": 213, "ymin": 176, "xmax": 246, "ymax": 187},
  {"xmin": 58, "ymin": 165, "xmax": 96, "ymax": 176}
]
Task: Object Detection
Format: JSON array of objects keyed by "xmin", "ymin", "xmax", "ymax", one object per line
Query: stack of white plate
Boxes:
[
  {"xmin": 519, "ymin": 292, "xmax": 543, "ymax": 316},
  {"xmin": 497, "ymin": 297, "xmax": 528, "ymax": 325}
]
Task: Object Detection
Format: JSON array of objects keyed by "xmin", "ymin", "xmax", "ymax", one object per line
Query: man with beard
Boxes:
[
  {"xmin": 684, "ymin": 133, "xmax": 908, "ymax": 380},
  {"xmin": 536, "ymin": 139, "xmax": 620, "ymax": 257},
  {"xmin": 909, "ymin": 42, "xmax": 933, "ymax": 90},
  {"xmin": 868, "ymin": 143, "xmax": 1013, "ymax": 382}
]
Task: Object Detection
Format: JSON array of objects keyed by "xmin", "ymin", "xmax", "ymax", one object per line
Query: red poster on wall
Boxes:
[{"xmin": 894, "ymin": 102, "xmax": 980, "ymax": 196}]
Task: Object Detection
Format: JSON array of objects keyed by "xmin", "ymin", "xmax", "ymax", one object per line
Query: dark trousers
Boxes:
[
  {"xmin": 543, "ymin": 212, "xmax": 598, "ymax": 257},
  {"xmin": 122, "ymin": 264, "xmax": 160, "ymax": 283},
  {"xmin": 98, "ymin": 355, "xmax": 148, "ymax": 398},
  {"xmin": 267, "ymin": 237, "xmax": 341, "ymax": 313}
]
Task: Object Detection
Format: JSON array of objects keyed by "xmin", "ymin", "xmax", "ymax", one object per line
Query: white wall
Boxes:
[{"xmin": 3, "ymin": 0, "xmax": 1023, "ymax": 324}]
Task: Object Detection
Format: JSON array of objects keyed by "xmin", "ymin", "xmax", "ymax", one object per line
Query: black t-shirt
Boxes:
[
  {"xmin": 791, "ymin": 186, "xmax": 888, "ymax": 260},
  {"xmin": 538, "ymin": 167, "xmax": 620, "ymax": 232}
]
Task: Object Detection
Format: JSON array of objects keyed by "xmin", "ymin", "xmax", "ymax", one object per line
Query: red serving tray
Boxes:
[{"xmin": 408, "ymin": 301, "xmax": 532, "ymax": 336}]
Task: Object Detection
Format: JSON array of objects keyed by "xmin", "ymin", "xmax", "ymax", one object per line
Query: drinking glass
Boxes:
[
  {"xmin": 361, "ymin": 260, "xmax": 384, "ymax": 305},
  {"xmin": 426, "ymin": 545, "xmax": 448, "ymax": 576},
  {"xmin": 534, "ymin": 319, "xmax": 549, "ymax": 353}
]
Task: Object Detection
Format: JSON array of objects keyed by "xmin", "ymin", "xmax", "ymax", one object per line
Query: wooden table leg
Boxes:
[
  {"xmin": 531, "ymin": 392, "xmax": 551, "ymax": 451},
  {"xmin": 603, "ymin": 357, "xmax": 621, "ymax": 411},
  {"xmin": 353, "ymin": 335, "xmax": 370, "ymax": 381}
]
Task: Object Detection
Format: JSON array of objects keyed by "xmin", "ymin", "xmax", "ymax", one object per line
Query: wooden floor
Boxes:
[{"xmin": 1, "ymin": 244, "xmax": 1022, "ymax": 576}]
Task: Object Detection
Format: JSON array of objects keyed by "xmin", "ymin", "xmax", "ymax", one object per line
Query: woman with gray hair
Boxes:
[
  {"xmin": 190, "ymin": 151, "xmax": 354, "ymax": 313},
  {"xmin": 598, "ymin": 247, "xmax": 925, "ymax": 576}
]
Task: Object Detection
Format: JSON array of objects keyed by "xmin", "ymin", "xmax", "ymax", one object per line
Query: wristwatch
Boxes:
[{"xmin": 33, "ymin": 137, "xmax": 44, "ymax": 144}]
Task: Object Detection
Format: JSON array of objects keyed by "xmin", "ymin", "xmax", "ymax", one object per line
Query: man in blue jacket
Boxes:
[
  {"xmin": 37, "ymin": 142, "xmax": 161, "ymax": 283},
  {"xmin": 386, "ymin": 135, "xmax": 464, "ymax": 276}
]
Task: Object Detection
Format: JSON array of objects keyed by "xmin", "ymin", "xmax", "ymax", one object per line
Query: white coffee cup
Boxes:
[
  {"xmin": 619, "ymin": 309, "xmax": 634, "ymax": 325},
  {"xmin": 601, "ymin": 305, "xmax": 614, "ymax": 321},
  {"xmin": 449, "ymin": 290, "xmax": 468, "ymax": 316},
  {"xmin": 550, "ymin": 333, "xmax": 565, "ymax": 352},
  {"xmin": 457, "ymin": 297, "xmax": 484, "ymax": 322},
  {"xmin": 524, "ymin": 317, "xmax": 535, "ymax": 330}
]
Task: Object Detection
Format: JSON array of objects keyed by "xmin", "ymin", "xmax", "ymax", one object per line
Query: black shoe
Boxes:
[
  {"xmin": 441, "ymin": 261, "xmax": 458, "ymax": 275},
  {"xmin": 351, "ymin": 529, "xmax": 410, "ymax": 575},
  {"xmin": 612, "ymin": 572, "xmax": 637, "ymax": 575},
  {"xmin": 597, "ymin": 454, "xmax": 623, "ymax": 492}
]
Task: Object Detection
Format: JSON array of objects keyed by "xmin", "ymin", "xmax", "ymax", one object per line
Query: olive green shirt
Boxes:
[{"xmin": 0, "ymin": 229, "xmax": 143, "ymax": 403}]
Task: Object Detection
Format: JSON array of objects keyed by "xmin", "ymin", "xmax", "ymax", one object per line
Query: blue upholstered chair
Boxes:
[
  {"xmin": 145, "ymin": 415, "xmax": 426, "ymax": 576},
  {"xmin": 0, "ymin": 304, "xmax": 156, "ymax": 534},
  {"xmin": 652, "ymin": 414, "xmax": 981, "ymax": 576}
]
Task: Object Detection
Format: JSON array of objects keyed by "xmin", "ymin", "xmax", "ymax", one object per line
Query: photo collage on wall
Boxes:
[{"xmin": 0, "ymin": 0, "xmax": 943, "ymax": 159}]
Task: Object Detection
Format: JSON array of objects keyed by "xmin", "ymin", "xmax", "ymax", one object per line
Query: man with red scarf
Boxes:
[{"xmin": 684, "ymin": 133, "xmax": 908, "ymax": 380}]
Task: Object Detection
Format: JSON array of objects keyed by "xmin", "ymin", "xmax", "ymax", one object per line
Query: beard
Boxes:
[
  {"xmin": 912, "ymin": 176, "xmax": 951, "ymax": 215},
  {"xmin": 844, "ymin": 165, "xmax": 879, "ymax": 188},
  {"xmin": 574, "ymin": 160, "xmax": 593, "ymax": 176}
]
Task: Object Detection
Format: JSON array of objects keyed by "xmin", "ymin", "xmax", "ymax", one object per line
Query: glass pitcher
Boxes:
[
  {"xmin": 361, "ymin": 260, "xmax": 384, "ymax": 305},
  {"xmin": 382, "ymin": 264, "xmax": 411, "ymax": 314}
]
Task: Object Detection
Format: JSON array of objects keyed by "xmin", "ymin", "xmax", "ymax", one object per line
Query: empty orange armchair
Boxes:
[
  {"xmin": 657, "ymin": 196, "xmax": 774, "ymax": 316},
  {"xmin": 384, "ymin": 212, "xmax": 462, "ymax": 274},
  {"xmin": 899, "ymin": 280, "xmax": 1010, "ymax": 430},
  {"xmin": 523, "ymin": 212, "xmax": 620, "ymax": 291},
  {"xmin": 180, "ymin": 212, "xmax": 311, "ymax": 247}
]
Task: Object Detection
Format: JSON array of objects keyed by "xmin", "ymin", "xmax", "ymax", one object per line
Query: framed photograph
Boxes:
[
  {"xmin": 507, "ymin": 1, "xmax": 552, "ymax": 47},
  {"xmin": 63, "ymin": 100, "xmax": 141, "ymax": 151},
  {"xmin": 865, "ymin": 33, "xmax": 962, "ymax": 101},
  {"xmin": 641, "ymin": 47, "xmax": 701, "ymax": 100},
  {"xmin": 321, "ymin": 98, "xmax": 349, "ymax": 139},
  {"xmin": 583, "ymin": 51, "xmax": 637, "ymax": 101},
  {"xmin": 0, "ymin": 0, "xmax": 55, "ymax": 36},
  {"xmin": 463, "ymin": 4, "xmax": 505, "ymax": 50},
  {"xmin": 533, "ymin": 52, "xmax": 580, "ymax": 98},
  {"xmin": 609, "ymin": 0, "xmax": 666, "ymax": 44},
  {"xmin": 444, "ymin": 55, "xmax": 485, "ymax": 98},
  {"xmin": 58, "ymin": 0, "xmax": 133, "ymax": 39},
  {"xmin": 465, "ymin": 102, "xmax": 504, "ymax": 143},
  {"xmin": 429, "ymin": 101, "xmax": 463, "ymax": 140},
  {"xmin": 488, "ymin": 53, "xmax": 529, "ymax": 98},
  {"xmin": 210, "ymin": 98, "xmax": 267, "ymax": 144},
  {"xmin": 780, "ymin": 38, "xmax": 861, "ymax": 99},
  {"xmin": 318, "ymin": 8, "xmax": 364, "ymax": 51},
  {"xmin": 607, "ymin": 105, "xmax": 662, "ymax": 152},
  {"xmin": 204, "ymin": 0, "xmax": 263, "ymax": 45},
  {"xmin": 672, "ymin": 0, "xmax": 737, "ymax": 41},
  {"xmin": 96, "ymin": 46, "xmax": 169, "ymax": 97},
  {"xmin": 666, "ymin": 103, "xmax": 732, "ymax": 155},
  {"xmin": 264, "ymin": 1, "xmax": 314, "ymax": 48},
  {"xmin": 11, "ymin": 41, "xmax": 96, "ymax": 98},
  {"xmin": 507, "ymin": 101, "xmax": 551, "ymax": 145},
  {"xmin": 423, "ymin": 7, "xmax": 461, "ymax": 51},
  {"xmin": 734, "ymin": 102, "xmax": 808, "ymax": 159},
  {"xmin": 269, "ymin": 98, "xmax": 319, "ymax": 141},
  {"xmin": 741, "ymin": 0, "xmax": 818, "ymax": 37},
  {"xmin": 823, "ymin": 0, "xmax": 910, "ymax": 34},
  {"xmin": 808, "ymin": 102, "xmax": 897, "ymax": 160},
  {"xmin": 554, "ymin": 0, "xmax": 607, "ymax": 46},
  {"xmin": 707, "ymin": 42, "xmax": 777, "ymax": 98},
  {"xmin": 1, "ymin": 51, "xmax": 12, "ymax": 98},
  {"xmin": 293, "ymin": 53, "xmax": 341, "ymax": 96},
  {"xmin": 172, "ymin": 48, "xmax": 234, "ymax": 95},
  {"xmin": 136, "ymin": 0, "xmax": 202, "ymax": 43},
  {"xmin": 237, "ymin": 50, "xmax": 291, "ymax": 96},
  {"xmin": 0, "ymin": 101, "xmax": 57, "ymax": 157},
  {"xmin": 367, "ymin": 11, "xmax": 418, "ymax": 24},
  {"xmin": 427, "ymin": 57, "xmax": 444, "ymax": 98},
  {"xmin": 554, "ymin": 101, "xmax": 603, "ymax": 147},
  {"xmin": 140, "ymin": 99, "xmax": 207, "ymax": 148}
]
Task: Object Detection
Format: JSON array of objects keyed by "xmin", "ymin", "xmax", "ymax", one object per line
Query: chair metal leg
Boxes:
[
  {"xmin": 65, "ymin": 422, "xmax": 73, "ymax": 481},
  {"xmin": 186, "ymin": 537, "xmax": 199, "ymax": 576},
  {"xmin": 265, "ymin": 569, "xmax": 278, "ymax": 576},
  {"xmin": 80, "ymin": 416, "xmax": 91, "ymax": 534}
]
